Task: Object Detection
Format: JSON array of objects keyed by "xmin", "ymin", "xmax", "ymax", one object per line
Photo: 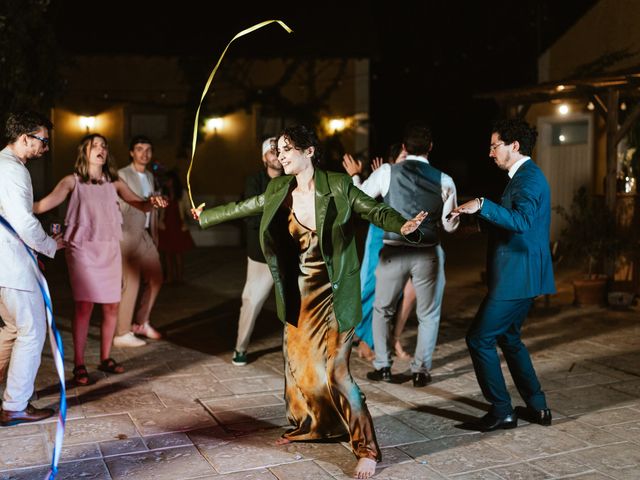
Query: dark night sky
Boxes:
[{"xmin": 51, "ymin": 0, "xmax": 596, "ymax": 198}]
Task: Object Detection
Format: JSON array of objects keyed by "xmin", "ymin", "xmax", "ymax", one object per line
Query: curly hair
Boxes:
[
  {"xmin": 276, "ymin": 125, "xmax": 322, "ymax": 166},
  {"xmin": 5, "ymin": 111, "xmax": 53, "ymax": 143},
  {"xmin": 75, "ymin": 134, "xmax": 119, "ymax": 183},
  {"xmin": 492, "ymin": 119, "xmax": 538, "ymax": 156}
]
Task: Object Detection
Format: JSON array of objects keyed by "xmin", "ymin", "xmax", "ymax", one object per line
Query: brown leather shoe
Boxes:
[{"xmin": 0, "ymin": 404, "xmax": 54, "ymax": 427}]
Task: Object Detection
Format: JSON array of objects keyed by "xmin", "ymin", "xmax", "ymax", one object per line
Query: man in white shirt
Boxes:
[
  {"xmin": 0, "ymin": 110, "xmax": 65, "ymax": 426},
  {"xmin": 344, "ymin": 122, "xmax": 459, "ymax": 387},
  {"xmin": 114, "ymin": 135, "xmax": 163, "ymax": 347}
]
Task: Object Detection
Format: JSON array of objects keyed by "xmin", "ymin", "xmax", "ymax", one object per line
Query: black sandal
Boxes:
[
  {"xmin": 97, "ymin": 358, "xmax": 125, "ymax": 374},
  {"xmin": 73, "ymin": 365, "xmax": 93, "ymax": 386}
]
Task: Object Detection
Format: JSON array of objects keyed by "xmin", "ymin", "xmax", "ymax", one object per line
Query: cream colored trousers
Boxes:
[
  {"xmin": 235, "ymin": 257, "xmax": 274, "ymax": 353},
  {"xmin": 0, "ymin": 287, "xmax": 46, "ymax": 411}
]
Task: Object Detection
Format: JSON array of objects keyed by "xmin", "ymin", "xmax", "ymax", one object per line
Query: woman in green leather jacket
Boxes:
[{"xmin": 193, "ymin": 125, "xmax": 425, "ymax": 479}]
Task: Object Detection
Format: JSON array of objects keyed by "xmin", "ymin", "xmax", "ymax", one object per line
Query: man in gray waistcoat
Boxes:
[{"xmin": 346, "ymin": 122, "xmax": 459, "ymax": 387}]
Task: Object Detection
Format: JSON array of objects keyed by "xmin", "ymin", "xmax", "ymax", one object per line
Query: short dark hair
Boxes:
[
  {"xmin": 129, "ymin": 134, "xmax": 153, "ymax": 151},
  {"xmin": 402, "ymin": 121, "xmax": 432, "ymax": 156},
  {"xmin": 492, "ymin": 119, "xmax": 538, "ymax": 156},
  {"xmin": 5, "ymin": 111, "xmax": 53, "ymax": 144},
  {"xmin": 277, "ymin": 124, "xmax": 322, "ymax": 166}
]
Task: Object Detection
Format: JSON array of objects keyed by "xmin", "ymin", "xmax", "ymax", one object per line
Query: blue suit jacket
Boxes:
[{"xmin": 478, "ymin": 160, "xmax": 556, "ymax": 300}]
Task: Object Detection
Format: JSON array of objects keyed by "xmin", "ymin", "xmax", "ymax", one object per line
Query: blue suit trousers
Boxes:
[{"xmin": 466, "ymin": 296, "xmax": 547, "ymax": 417}]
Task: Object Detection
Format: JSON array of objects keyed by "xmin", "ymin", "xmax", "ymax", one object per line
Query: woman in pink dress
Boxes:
[{"xmin": 34, "ymin": 134, "xmax": 166, "ymax": 385}]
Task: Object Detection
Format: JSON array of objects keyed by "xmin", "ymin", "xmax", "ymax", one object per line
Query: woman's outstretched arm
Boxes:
[{"xmin": 33, "ymin": 175, "xmax": 75, "ymax": 214}]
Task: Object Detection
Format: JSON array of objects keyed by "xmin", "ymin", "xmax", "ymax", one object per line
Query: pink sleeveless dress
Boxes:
[{"xmin": 64, "ymin": 175, "xmax": 123, "ymax": 303}]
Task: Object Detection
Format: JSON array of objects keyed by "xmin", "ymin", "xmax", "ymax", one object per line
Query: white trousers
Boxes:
[
  {"xmin": 235, "ymin": 257, "xmax": 274, "ymax": 353},
  {"xmin": 0, "ymin": 287, "xmax": 46, "ymax": 411}
]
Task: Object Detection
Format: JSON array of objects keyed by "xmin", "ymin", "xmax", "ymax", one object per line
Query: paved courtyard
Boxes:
[{"xmin": 1, "ymin": 234, "xmax": 639, "ymax": 479}]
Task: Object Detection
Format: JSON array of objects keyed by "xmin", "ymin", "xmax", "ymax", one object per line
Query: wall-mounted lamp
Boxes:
[
  {"xmin": 328, "ymin": 118, "xmax": 346, "ymax": 133},
  {"xmin": 557, "ymin": 104, "xmax": 570, "ymax": 115},
  {"xmin": 586, "ymin": 101, "xmax": 595, "ymax": 111},
  {"xmin": 205, "ymin": 117, "xmax": 224, "ymax": 134},
  {"xmin": 79, "ymin": 116, "xmax": 96, "ymax": 132},
  {"xmin": 620, "ymin": 102, "xmax": 627, "ymax": 111}
]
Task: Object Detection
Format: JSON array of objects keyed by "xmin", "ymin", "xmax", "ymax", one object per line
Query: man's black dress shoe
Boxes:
[
  {"xmin": 412, "ymin": 372, "xmax": 432, "ymax": 387},
  {"xmin": 514, "ymin": 406, "xmax": 552, "ymax": 426},
  {"xmin": 467, "ymin": 412, "xmax": 518, "ymax": 432},
  {"xmin": 366, "ymin": 367, "xmax": 391, "ymax": 382}
]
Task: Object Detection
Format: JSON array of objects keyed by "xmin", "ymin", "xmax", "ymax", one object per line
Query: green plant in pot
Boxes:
[{"xmin": 554, "ymin": 186, "xmax": 632, "ymax": 305}]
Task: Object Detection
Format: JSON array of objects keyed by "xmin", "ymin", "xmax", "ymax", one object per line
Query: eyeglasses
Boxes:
[
  {"xmin": 489, "ymin": 142, "xmax": 504, "ymax": 153},
  {"xmin": 28, "ymin": 134, "xmax": 49, "ymax": 146}
]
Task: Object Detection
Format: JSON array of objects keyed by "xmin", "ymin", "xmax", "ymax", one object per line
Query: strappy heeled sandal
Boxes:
[
  {"xmin": 72, "ymin": 365, "xmax": 94, "ymax": 386},
  {"xmin": 97, "ymin": 358, "xmax": 125, "ymax": 374}
]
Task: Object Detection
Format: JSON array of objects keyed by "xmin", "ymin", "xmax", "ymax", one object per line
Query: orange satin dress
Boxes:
[{"xmin": 282, "ymin": 210, "xmax": 381, "ymax": 461}]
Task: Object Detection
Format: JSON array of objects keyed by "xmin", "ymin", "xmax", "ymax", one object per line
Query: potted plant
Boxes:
[{"xmin": 554, "ymin": 186, "xmax": 634, "ymax": 305}]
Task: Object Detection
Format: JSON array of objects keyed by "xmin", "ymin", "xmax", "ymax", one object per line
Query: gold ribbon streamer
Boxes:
[{"xmin": 186, "ymin": 20, "xmax": 293, "ymax": 210}]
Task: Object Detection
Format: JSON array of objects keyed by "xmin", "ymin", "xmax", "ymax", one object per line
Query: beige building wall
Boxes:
[
  {"xmin": 538, "ymin": 0, "xmax": 640, "ymax": 82},
  {"xmin": 51, "ymin": 55, "xmax": 368, "ymax": 202}
]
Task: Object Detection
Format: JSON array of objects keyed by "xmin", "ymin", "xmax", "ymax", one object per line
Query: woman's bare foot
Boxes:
[
  {"xmin": 354, "ymin": 457, "xmax": 376, "ymax": 479},
  {"xmin": 357, "ymin": 342, "xmax": 375, "ymax": 362},
  {"xmin": 275, "ymin": 437, "xmax": 291, "ymax": 446},
  {"xmin": 393, "ymin": 339, "xmax": 411, "ymax": 360}
]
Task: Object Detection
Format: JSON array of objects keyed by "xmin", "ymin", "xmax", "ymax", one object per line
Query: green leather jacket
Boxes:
[{"xmin": 199, "ymin": 169, "xmax": 418, "ymax": 331}]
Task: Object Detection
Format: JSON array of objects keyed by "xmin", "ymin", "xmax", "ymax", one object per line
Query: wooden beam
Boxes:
[
  {"xmin": 605, "ymin": 91, "xmax": 619, "ymax": 203},
  {"xmin": 605, "ymin": 89, "xmax": 619, "ymax": 278},
  {"xmin": 605, "ymin": 89, "xmax": 619, "ymax": 211},
  {"xmin": 615, "ymin": 100, "xmax": 640, "ymax": 145},
  {"xmin": 591, "ymin": 94, "xmax": 608, "ymax": 120}
]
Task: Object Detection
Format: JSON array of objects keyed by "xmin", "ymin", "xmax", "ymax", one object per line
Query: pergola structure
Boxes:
[
  {"xmin": 477, "ymin": 67, "xmax": 640, "ymax": 213},
  {"xmin": 478, "ymin": 68, "xmax": 640, "ymax": 283}
]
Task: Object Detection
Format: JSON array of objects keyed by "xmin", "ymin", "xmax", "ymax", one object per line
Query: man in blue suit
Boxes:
[{"xmin": 450, "ymin": 119, "xmax": 555, "ymax": 431}]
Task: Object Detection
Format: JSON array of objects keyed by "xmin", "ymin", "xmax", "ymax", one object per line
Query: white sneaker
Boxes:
[
  {"xmin": 113, "ymin": 332, "xmax": 147, "ymax": 348},
  {"xmin": 132, "ymin": 322, "xmax": 162, "ymax": 340}
]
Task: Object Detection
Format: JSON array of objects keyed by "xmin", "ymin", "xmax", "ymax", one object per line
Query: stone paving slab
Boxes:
[
  {"xmin": 1, "ymin": 244, "xmax": 640, "ymax": 479},
  {"xmin": 128, "ymin": 406, "xmax": 218, "ymax": 436},
  {"xmin": 198, "ymin": 431, "xmax": 303, "ymax": 474},
  {"xmin": 104, "ymin": 445, "xmax": 217, "ymax": 480}
]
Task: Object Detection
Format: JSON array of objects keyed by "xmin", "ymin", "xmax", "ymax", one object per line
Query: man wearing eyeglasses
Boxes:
[
  {"xmin": 450, "ymin": 118, "xmax": 555, "ymax": 432},
  {"xmin": 0, "ymin": 110, "xmax": 65, "ymax": 426}
]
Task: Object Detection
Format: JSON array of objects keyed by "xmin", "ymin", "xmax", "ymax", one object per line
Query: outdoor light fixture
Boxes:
[
  {"xmin": 79, "ymin": 116, "xmax": 96, "ymax": 131},
  {"xmin": 559, "ymin": 134, "xmax": 566, "ymax": 143},
  {"xmin": 205, "ymin": 117, "xmax": 224, "ymax": 134},
  {"xmin": 620, "ymin": 102, "xmax": 627, "ymax": 111},
  {"xmin": 587, "ymin": 102, "xmax": 595, "ymax": 111},
  {"xmin": 558, "ymin": 104, "xmax": 570, "ymax": 115},
  {"xmin": 329, "ymin": 118, "xmax": 346, "ymax": 133}
]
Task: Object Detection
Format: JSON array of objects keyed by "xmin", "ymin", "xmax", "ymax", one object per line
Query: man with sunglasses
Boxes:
[
  {"xmin": 0, "ymin": 110, "xmax": 65, "ymax": 426},
  {"xmin": 450, "ymin": 118, "xmax": 555, "ymax": 431}
]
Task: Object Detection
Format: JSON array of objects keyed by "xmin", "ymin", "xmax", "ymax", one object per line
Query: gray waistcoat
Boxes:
[{"xmin": 383, "ymin": 160, "xmax": 444, "ymax": 246}]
